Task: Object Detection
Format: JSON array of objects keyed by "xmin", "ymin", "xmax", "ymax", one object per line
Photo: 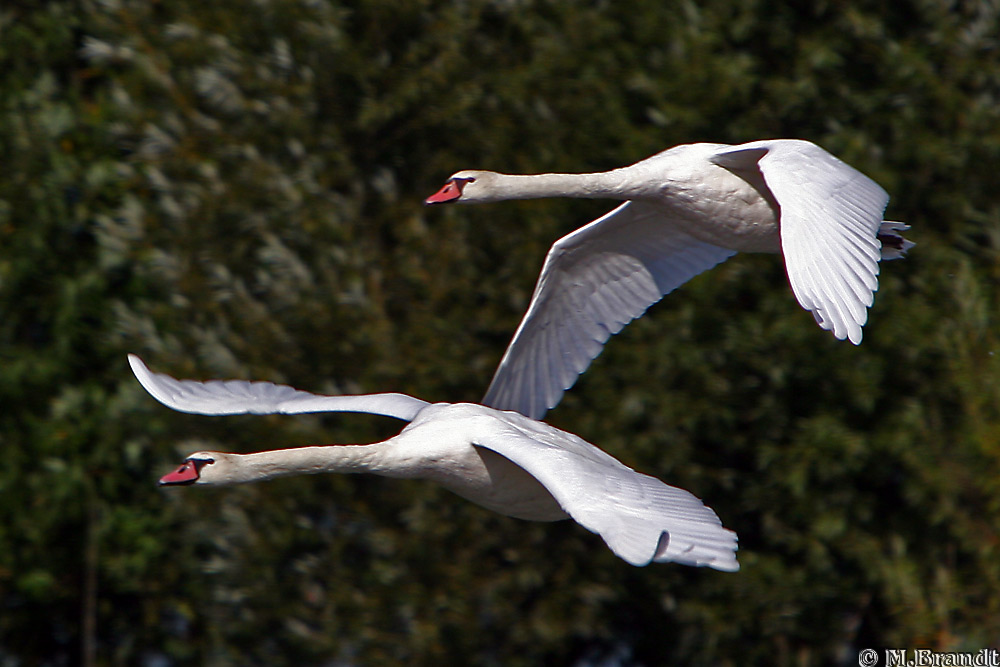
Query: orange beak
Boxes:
[
  {"xmin": 424, "ymin": 179, "xmax": 467, "ymax": 204},
  {"xmin": 159, "ymin": 460, "xmax": 202, "ymax": 485}
]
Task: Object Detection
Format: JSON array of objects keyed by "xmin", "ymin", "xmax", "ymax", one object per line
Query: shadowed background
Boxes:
[{"xmin": 2, "ymin": 0, "xmax": 999, "ymax": 664}]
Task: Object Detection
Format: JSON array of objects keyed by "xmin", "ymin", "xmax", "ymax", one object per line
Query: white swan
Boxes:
[
  {"xmin": 130, "ymin": 355, "xmax": 738, "ymax": 570},
  {"xmin": 427, "ymin": 139, "xmax": 913, "ymax": 419}
]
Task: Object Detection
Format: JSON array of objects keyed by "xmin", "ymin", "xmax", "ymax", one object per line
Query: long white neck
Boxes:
[
  {"xmin": 473, "ymin": 167, "xmax": 651, "ymax": 202},
  {"xmin": 209, "ymin": 443, "xmax": 396, "ymax": 485}
]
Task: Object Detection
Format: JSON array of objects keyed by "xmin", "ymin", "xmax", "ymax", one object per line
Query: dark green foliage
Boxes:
[{"xmin": 1, "ymin": 0, "xmax": 999, "ymax": 663}]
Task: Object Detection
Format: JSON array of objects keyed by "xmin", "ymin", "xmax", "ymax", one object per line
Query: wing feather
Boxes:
[
  {"xmin": 713, "ymin": 140, "xmax": 888, "ymax": 345},
  {"xmin": 128, "ymin": 355, "xmax": 427, "ymax": 421},
  {"xmin": 483, "ymin": 202, "xmax": 736, "ymax": 419},
  {"xmin": 471, "ymin": 413, "xmax": 739, "ymax": 570}
]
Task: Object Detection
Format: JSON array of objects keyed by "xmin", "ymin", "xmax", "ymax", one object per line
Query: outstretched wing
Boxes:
[
  {"xmin": 483, "ymin": 202, "xmax": 735, "ymax": 420},
  {"xmin": 711, "ymin": 140, "xmax": 888, "ymax": 345},
  {"xmin": 128, "ymin": 355, "xmax": 428, "ymax": 421},
  {"xmin": 473, "ymin": 413, "xmax": 739, "ymax": 570}
]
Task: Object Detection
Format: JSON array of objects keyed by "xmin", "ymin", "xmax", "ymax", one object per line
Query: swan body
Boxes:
[
  {"xmin": 131, "ymin": 355, "xmax": 738, "ymax": 570},
  {"xmin": 427, "ymin": 139, "xmax": 913, "ymax": 420}
]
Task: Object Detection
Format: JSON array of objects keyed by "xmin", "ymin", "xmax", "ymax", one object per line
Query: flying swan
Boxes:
[
  {"xmin": 426, "ymin": 139, "xmax": 913, "ymax": 419},
  {"xmin": 130, "ymin": 354, "xmax": 738, "ymax": 570}
]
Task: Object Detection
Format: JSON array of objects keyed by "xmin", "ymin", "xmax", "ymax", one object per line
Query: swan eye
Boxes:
[{"xmin": 186, "ymin": 457, "xmax": 213, "ymax": 469}]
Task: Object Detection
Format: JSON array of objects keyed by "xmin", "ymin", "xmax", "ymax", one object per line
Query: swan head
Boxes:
[
  {"xmin": 159, "ymin": 452, "xmax": 231, "ymax": 486},
  {"xmin": 424, "ymin": 170, "xmax": 498, "ymax": 204}
]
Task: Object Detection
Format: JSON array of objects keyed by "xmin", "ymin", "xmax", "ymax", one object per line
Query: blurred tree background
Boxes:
[{"xmin": 2, "ymin": 0, "xmax": 999, "ymax": 664}]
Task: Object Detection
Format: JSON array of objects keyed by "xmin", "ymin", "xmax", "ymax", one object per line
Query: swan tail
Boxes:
[{"xmin": 877, "ymin": 221, "xmax": 914, "ymax": 260}]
